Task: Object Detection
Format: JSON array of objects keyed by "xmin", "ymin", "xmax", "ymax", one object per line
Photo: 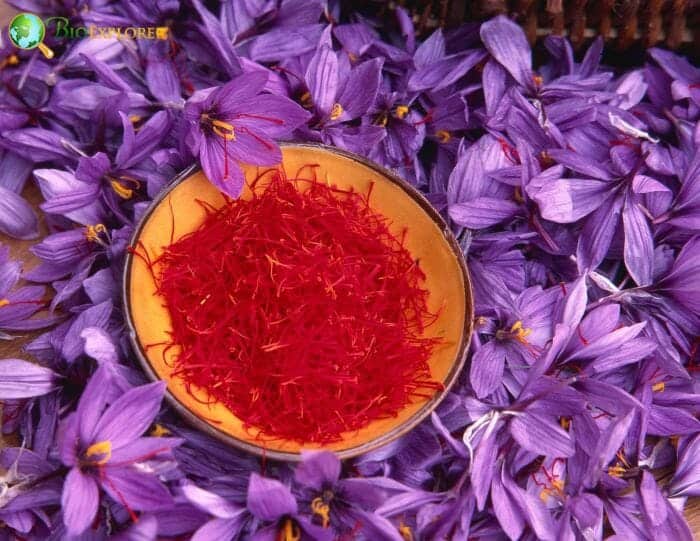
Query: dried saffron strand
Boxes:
[{"xmin": 152, "ymin": 171, "xmax": 442, "ymax": 443}]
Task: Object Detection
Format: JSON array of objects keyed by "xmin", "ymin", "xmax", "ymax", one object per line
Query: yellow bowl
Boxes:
[{"xmin": 123, "ymin": 143, "xmax": 473, "ymax": 461}]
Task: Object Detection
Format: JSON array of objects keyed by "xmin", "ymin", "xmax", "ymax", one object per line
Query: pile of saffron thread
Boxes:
[{"xmin": 150, "ymin": 171, "xmax": 443, "ymax": 443}]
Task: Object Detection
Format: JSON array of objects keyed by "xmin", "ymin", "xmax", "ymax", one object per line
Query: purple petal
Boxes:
[
  {"xmin": 1, "ymin": 128, "xmax": 77, "ymax": 163},
  {"xmin": 305, "ymin": 45, "xmax": 339, "ymax": 116},
  {"xmin": 576, "ymin": 193, "xmax": 623, "ymax": 272},
  {"xmin": 569, "ymin": 322, "xmax": 646, "ymax": 361},
  {"xmin": 639, "ymin": 470, "xmax": 668, "ymax": 526},
  {"xmin": 112, "ymin": 514, "xmax": 159, "ymax": 541},
  {"xmin": 101, "ymin": 466, "xmax": 173, "ymax": 511},
  {"xmin": 81, "ymin": 327, "xmax": 118, "ymax": 364},
  {"xmin": 530, "ymin": 178, "xmax": 610, "ymax": 223},
  {"xmin": 247, "ymin": 24, "xmax": 325, "ymax": 62},
  {"xmin": 0, "ymin": 151, "xmax": 32, "ymax": 194},
  {"xmin": 569, "ymin": 493, "xmax": 603, "ymax": 529},
  {"xmin": 469, "ymin": 341, "xmax": 505, "ymax": 398},
  {"xmin": 480, "ymin": 16, "xmax": 533, "ymax": 90},
  {"xmin": 146, "ymin": 43, "xmax": 183, "ymax": 105},
  {"xmin": 414, "ymin": 29, "xmax": 445, "ymax": 67},
  {"xmin": 233, "ymin": 95, "xmax": 311, "ymax": 138},
  {"xmin": 449, "ymin": 197, "xmax": 520, "ymax": 229},
  {"xmin": 116, "ymin": 111, "xmax": 173, "ymax": 170},
  {"xmin": 109, "ymin": 437, "xmax": 182, "ymax": 466},
  {"xmin": 61, "ymin": 301, "xmax": 113, "ymax": 363},
  {"xmin": 546, "ymin": 148, "xmax": 614, "ymax": 181},
  {"xmin": 671, "ymin": 434, "xmax": 700, "ymax": 496},
  {"xmin": 93, "ymin": 381, "xmax": 165, "ymax": 448},
  {"xmin": 35, "ymin": 168, "xmax": 102, "ymax": 226},
  {"xmin": 200, "ymin": 140, "xmax": 246, "ymax": 198},
  {"xmin": 409, "ymin": 50, "xmax": 485, "ymax": 92},
  {"xmin": 61, "ymin": 468, "xmax": 99, "ymax": 536},
  {"xmin": 586, "ymin": 338, "xmax": 657, "ymax": 374},
  {"xmin": 246, "ymin": 473, "xmax": 297, "ymax": 521},
  {"xmin": 295, "ymin": 451, "xmax": 341, "ymax": 490},
  {"xmin": 501, "ymin": 474, "xmax": 555, "ymax": 540},
  {"xmin": 0, "ymin": 187, "xmax": 39, "ymax": 240},
  {"xmin": 647, "ymin": 405, "xmax": 700, "ymax": 436},
  {"xmin": 622, "ymin": 198, "xmax": 654, "ymax": 286},
  {"xmin": 584, "ymin": 410, "xmax": 635, "ymax": 487},
  {"xmin": 336, "ymin": 59, "xmax": 383, "ymax": 120},
  {"xmin": 76, "ymin": 363, "xmax": 118, "ymax": 445},
  {"xmin": 376, "ymin": 490, "xmax": 443, "ymax": 517},
  {"xmin": 491, "ymin": 469, "xmax": 525, "ymax": 540},
  {"xmin": 471, "ymin": 415, "xmax": 501, "ymax": 510},
  {"xmin": 182, "ymin": 484, "xmax": 243, "ymax": 519},
  {"xmin": 0, "ymin": 359, "xmax": 57, "ymax": 399},
  {"xmin": 509, "ymin": 412, "xmax": 575, "ymax": 457},
  {"xmin": 211, "ymin": 72, "xmax": 269, "ymax": 116},
  {"xmin": 192, "ymin": 517, "xmax": 243, "ymax": 541}
]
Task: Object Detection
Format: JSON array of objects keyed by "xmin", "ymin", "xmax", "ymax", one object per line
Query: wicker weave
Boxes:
[{"xmin": 348, "ymin": 0, "xmax": 698, "ymax": 61}]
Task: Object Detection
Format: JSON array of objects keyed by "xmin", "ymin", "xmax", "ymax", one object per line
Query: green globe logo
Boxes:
[
  {"xmin": 8, "ymin": 13, "xmax": 53, "ymax": 58},
  {"xmin": 8, "ymin": 13, "xmax": 45, "ymax": 49}
]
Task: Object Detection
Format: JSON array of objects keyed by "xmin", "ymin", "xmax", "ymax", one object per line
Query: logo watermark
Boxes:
[{"xmin": 8, "ymin": 12, "xmax": 169, "ymax": 59}]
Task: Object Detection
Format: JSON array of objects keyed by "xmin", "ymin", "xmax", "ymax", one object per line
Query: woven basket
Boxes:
[{"xmin": 348, "ymin": 0, "xmax": 699, "ymax": 63}]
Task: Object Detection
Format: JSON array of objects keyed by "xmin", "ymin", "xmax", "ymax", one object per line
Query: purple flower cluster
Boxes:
[{"xmin": 0, "ymin": 2, "xmax": 699, "ymax": 539}]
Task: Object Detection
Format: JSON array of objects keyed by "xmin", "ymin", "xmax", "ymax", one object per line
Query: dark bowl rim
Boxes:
[{"xmin": 122, "ymin": 141, "xmax": 474, "ymax": 462}]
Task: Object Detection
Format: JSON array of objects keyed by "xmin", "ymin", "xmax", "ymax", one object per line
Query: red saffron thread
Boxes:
[{"xmin": 151, "ymin": 170, "xmax": 442, "ymax": 443}]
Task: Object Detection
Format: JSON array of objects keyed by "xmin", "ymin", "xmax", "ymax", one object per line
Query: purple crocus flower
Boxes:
[
  {"xmin": 184, "ymin": 472, "xmax": 332, "ymax": 541},
  {"xmin": 527, "ymin": 135, "xmax": 668, "ymax": 286},
  {"xmin": 0, "ymin": 448, "xmax": 62, "ymax": 538},
  {"xmin": 57, "ymin": 364, "xmax": 181, "ymax": 536},
  {"xmin": 294, "ymin": 451, "xmax": 409, "ymax": 539},
  {"xmin": 291, "ymin": 33, "xmax": 386, "ymax": 155},
  {"xmin": 183, "ymin": 71, "xmax": 310, "ymax": 196},
  {"xmin": 0, "ymin": 245, "xmax": 55, "ymax": 338},
  {"xmin": 469, "ymin": 283, "xmax": 559, "ymax": 398}
]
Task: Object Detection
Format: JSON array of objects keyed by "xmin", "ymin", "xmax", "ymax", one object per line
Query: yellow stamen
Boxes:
[
  {"xmin": 0, "ymin": 299, "xmax": 9, "ymax": 308},
  {"xmin": 85, "ymin": 224, "xmax": 107, "ymax": 242},
  {"xmin": 211, "ymin": 119, "xmax": 236, "ymax": 141},
  {"xmin": 84, "ymin": 440, "xmax": 112, "ymax": 465},
  {"xmin": 510, "ymin": 320, "xmax": 532, "ymax": 344},
  {"xmin": 150, "ymin": 424, "xmax": 170, "ymax": 437},
  {"xmin": 129, "ymin": 115, "xmax": 142, "ymax": 124},
  {"xmin": 652, "ymin": 381, "xmax": 665, "ymax": 392},
  {"xmin": 277, "ymin": 518, "xmax": 301, "ymax": 541},
  {"xmin": 394, "ymin": 105, "xmax": 409, "ymax": 119},
  {"xmin": 539, "ymin": 488, "xmax": 551, "ymax": 502},
  {"xmin": 110, "ymin": 179, "xmax": 134, "ymax": 199},
  {"xmin": 560, "ymin": 417, "xmax": 570, "ymax": 430},
  {"xmin": 399, "ymin": 523, "xmax": 414, "ymax": 541},
  {"xmin": 300, "ymin": 91, "xmax": 312, "ymax": 109},
  {"xmin": 616, "ymin": 450, "xmax": 631, "ymax": 469},
  {"xmin": 533, "ymin": 74, "xmax": 543, "ymax": 86},
  {"xmin": 375, "ymin": 112, "xmax": 388, "ymax": 127},
  {"xmin": 436, "ymin": 129, "xmax": 451, "ymax": 143},
  {"xmin": 329, "ymin": 103, "xmax": 343, "ymax": 120},
  {"xmin": 311, "ymin": 497, "xmax": 330, "ymax": 528},
  {"xmin": 607, "ymin": 465, "xmax": 626, "ymax": 478},
  {"xmin": 348, "ymin": 52, "xmax": 358, "ymax": 63}
]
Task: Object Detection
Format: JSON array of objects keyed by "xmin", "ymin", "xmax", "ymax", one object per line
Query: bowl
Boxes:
[{"xmin": 123, "ymin": 143, "xmax": 473, "ymax": 461}]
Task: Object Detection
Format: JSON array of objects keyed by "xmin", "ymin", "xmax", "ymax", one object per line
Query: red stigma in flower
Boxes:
[{"xmin": 497, "ymin": 138, "xmax": 520, "ymax": 164}]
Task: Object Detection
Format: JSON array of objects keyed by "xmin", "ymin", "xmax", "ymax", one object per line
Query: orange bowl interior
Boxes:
[{"xmin": 127, "ymin": 144, "xmax": 468, "ymax": 457}]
